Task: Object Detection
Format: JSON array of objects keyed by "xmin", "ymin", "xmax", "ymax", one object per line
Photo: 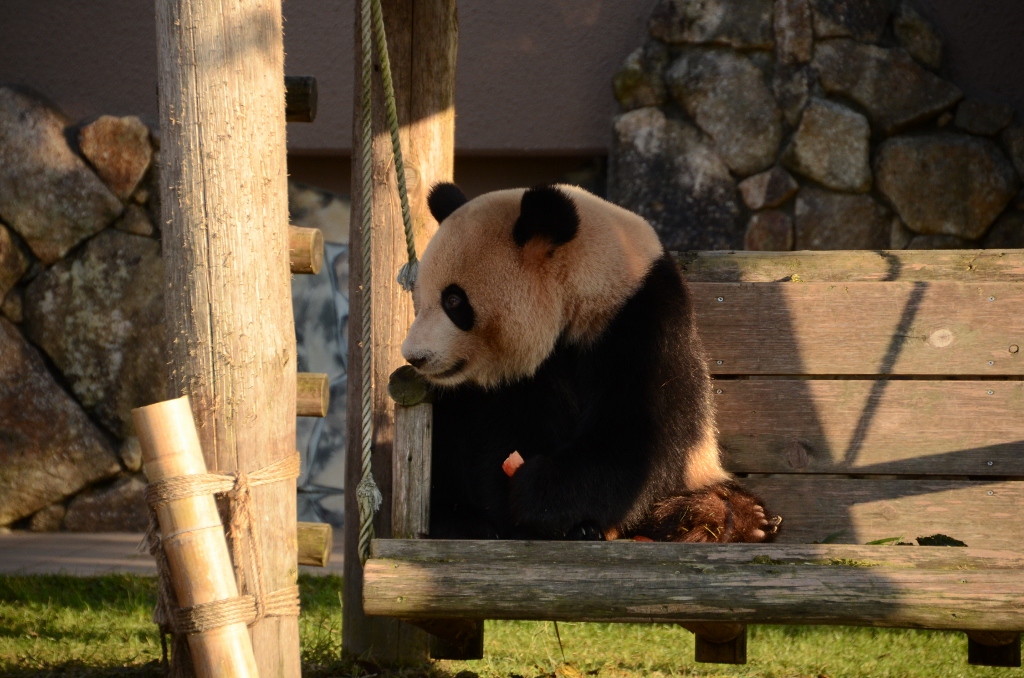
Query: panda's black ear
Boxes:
[
  {"xmin": 513, "ymin": 185, "xmax": 579, "ymax": 248},
  {"xmin": 427, "ymin": 183, "xmax": 468, "ymax": 223}
]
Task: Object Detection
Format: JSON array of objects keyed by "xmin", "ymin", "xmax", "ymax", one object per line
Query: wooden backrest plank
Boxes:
[
  {"xmin": 678, "ymin": 250, "xmax": 1024, "ymax": 283},
  {"xmin": 743, "ymin": 477, "xmax": 1024, "ymax": 549},
  {"xmin": 717, "ymin": 380, "xmax": 1024, "ymax": 476},
  {"xmin": 692, "ymin": 281, "xmax": 1023, "ymax": 375}
]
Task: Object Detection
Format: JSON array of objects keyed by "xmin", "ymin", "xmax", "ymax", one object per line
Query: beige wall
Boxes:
[{"xmin": 1, "ymin": 1, "xmax": 1021, "ymax": 156}]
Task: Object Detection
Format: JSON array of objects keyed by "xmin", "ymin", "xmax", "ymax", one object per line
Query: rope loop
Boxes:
[{"xmin": 144, "ymin": 450, "xmax": 302, "ymax": 676}]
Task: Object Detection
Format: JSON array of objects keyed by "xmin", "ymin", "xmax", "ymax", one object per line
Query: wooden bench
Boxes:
[{"xmin": 362, "ymin": 249, "xmax": 1024, "ymax": 668}]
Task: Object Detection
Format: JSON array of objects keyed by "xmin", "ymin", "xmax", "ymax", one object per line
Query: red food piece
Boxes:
[{"xmin": 502, "ymin": 451, "xmax": 525, "ymax": 477}]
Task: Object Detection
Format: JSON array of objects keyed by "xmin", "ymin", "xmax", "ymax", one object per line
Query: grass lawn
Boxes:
[{"xmin": 0, "ymin": 574, "xmax": 1019, "ymax": 678}]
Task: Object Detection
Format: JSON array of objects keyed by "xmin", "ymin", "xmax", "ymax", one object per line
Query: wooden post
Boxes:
[
  {"xmin": 135, "ymin": 397, "xmax": 260, "ymax": 678},
  {"xmin": 343, "ymin": 0, "xmax": 457, "ymax": 665},
  {"xmin": 155, "ymin": 1, "xmax": 299, "ymax": 677}
]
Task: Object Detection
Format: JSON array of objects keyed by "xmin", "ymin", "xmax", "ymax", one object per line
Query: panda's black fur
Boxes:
[{"xmin": 418, "ymin": 184, "xmax": 780, "ymax": 542}]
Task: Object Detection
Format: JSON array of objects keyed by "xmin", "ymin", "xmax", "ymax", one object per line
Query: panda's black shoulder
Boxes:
[{"xmin": 599, "ymin": 254, "xmax": 695, "ymax": 351}]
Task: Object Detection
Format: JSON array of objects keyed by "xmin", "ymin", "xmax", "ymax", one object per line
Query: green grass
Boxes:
[{"xmin": 1, "ymin": 574, "xmax": 1020, "ymax": 677}]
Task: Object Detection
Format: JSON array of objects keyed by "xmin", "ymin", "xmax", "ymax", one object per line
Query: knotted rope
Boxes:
[
  {"xmin": 143, "ymin": 453, "xmax": 302, "ymax": 676},
  {"xmin": 356, "ymin": 0, "xmax": 419, "ymax": 565}
]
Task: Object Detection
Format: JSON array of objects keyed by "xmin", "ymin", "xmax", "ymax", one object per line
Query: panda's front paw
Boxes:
[{"xmin": 564, "ymin": 521, "xmax": 605, "ymax": 541}]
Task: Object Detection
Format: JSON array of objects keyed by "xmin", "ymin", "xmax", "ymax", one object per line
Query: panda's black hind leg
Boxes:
[
  {"xmin": 564, "ymin": 521, "xmax": 605, "ymax": 541},
  {"xmin": 641, "ymin": 483, "xmax": 782, "ymax": 543}
]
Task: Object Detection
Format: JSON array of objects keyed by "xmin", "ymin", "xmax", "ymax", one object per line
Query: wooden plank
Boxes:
[
  {"xmin": 363, "ymin": 541, "xmax": 1024, "ymax": 630},
  {"xmin": 343, "ymin": 0, "xmax": 457, "ymax": 666},
  {"xmin": 742, "ymin": 478, "xmax": 1024, "ymax": 549},
  {"xmin": 296, "ymin": 373, "xmax": 329, "ymax": 417},
  {"xmin": 677, "ymin": 250, "xmax": 1024, "ymax": 283},
  {"xmin": 391, "ymin": 403, "xmax": 432, "ymax": 539},
  {"xmin": 155, "ymin": 0, "xmax": 299, "ymax": 675},
  {"xmin": 692, "ymin": 281, "xmax": 1024, "ymax": 375},
  {"xmin": 716, "ymin": 380, "xmax": 1024, "ymax": 476},
  {"xmin": 297, "ymin": 521, "xmax": 332, "ymax": 567}
]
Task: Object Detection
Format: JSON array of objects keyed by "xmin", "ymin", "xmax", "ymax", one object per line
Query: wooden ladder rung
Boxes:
[
  {"xmin": 289, "ymin": 226, "xmax": 324, "ymax": 275},
  {"xmin": 297, "ymin": 373, "xmax": 329, "ymax": 417}
]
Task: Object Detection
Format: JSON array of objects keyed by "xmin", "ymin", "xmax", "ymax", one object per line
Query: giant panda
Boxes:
[{"xmin": 401, "ymin": 183, "xmax": 781, "ymax": 542}]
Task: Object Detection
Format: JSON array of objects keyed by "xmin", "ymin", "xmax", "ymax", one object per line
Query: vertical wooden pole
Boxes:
[
  {"xmin": 343, "ymin": 0, "xmax": 457, "ymax": 665},
  {"xmin": 155, "ymin": 1, "xmax": 299, "ymax": 677}
]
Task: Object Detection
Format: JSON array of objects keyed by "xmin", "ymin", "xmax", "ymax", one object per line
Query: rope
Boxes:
[
  {"xmin": 369, "ymin": 0, "xmax": 418, "ymax": 291},
  {"xmin": 144, "ymin": 453, "xmax": 302, "ymax": 677}
]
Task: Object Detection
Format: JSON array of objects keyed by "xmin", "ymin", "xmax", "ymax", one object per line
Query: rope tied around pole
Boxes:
[
  {"xmin": 143, "ymin": 453, "xmax": 302, "ymax": 677},
  {"xmin": 356, "ymin": 0, "xmax": 419, "ymax": 565}
]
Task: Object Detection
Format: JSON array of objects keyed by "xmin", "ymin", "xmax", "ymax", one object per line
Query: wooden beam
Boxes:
[
  {"xmin": 343, "ymin": 0, "xmax": 457, "ymax": 666},
  {"xmin": 692, "ymin": 281, "xmax": 1024, "ymax": 376},
  {"xmin": 716, "ymin": 380, "xmax": 1024, "ymax": 476},
  {"xmin": 289, "ymin": 226, "xmax": 324, "ymax": 274},
  {"xmin": 284, "ymin": 76, "xmax": 318, "ymax": 122},
  {"xmin": 742, "ymin": 477, "xmax": 1024, "ymax": 549},
  {"xmin": 297, "ymin": 521, "xmax": 333, "ymax": 567},
  {"xmin": 155, "ymin": 0, "xmax": 299, "ymax": 675},
  {"xmin": 296, "ymin": 373, "xmax": 329, "ymax": 417},
  {"xmin": 363, "ymin": 541, "xmax": 1024, "ymax": 631},
  {"xmin": 676, "ymin": 250, "xmax": 1024, "ymax": 283}
]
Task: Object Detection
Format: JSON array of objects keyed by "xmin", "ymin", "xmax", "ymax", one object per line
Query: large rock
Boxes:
[
  {"xmin": 0, "ymin": 87, "xmax": 122, "ymax": 264},
  {"xmin": 613, "ymin": 41, "xmax": 670, "ymax": 112},
  {"xmin": 774, "ymin": 0, "xmax": 813, "ymax": 64},
  {"xmin": 875, "ymin": 134, "xmax": 1020, "ymax": 239},
  {"xmin": 773, "ymin": 63, "xmax": 816, "ymax": 127},
  {"xmin": 63, "ymin": 475, "xmax": 149, "ymax": 532},
  {"xmin": 0, "ymin": 317, "xmax": 120, "ymax": 526},
  {"xmin": 1002, "ymin": 125, "xmax": 1024, "ymax": 182},
  {"xmin": 23, "ymin": 230, "xmax": 166, "ymax": 439},
  {"xmin": 745, "ymin": 211, "xmax": 794, "ymax": 251},
  {"xmin": 0, "ymin": 223, "xmax": 28, "ymax": 300},
  {"xmin": 813, "ymin": 40, "xmax": 963, "ymax": 134},
  {"xmin": 738, "ymin": 166, "xmax": 799, "ymax": 210},
  {"xmin": 112, "ymin": 203, "xmax": 156, "ymax": 237},
  {"xmin": 794, "ymin": 186, "xmax": 892, "ymax": 249},
  {"xmin": 955, "ymin": 100, "xmax": 1014, "ymax": 137},
  {"xmin": 811, "ymin": 0, "xmax": 896, "ymax": 42},
  {"xmin": 78, "ymin": 116, "xmax": 153, "ymax": 200},
  {"xmin": 609, "ymin": 107, "xmax": 743, "ymax": 250},
  {"xmin": 982, "ymin": 212, "xmax": 1024, "ymax": 249},
  {"xmin": 667, "ymin": 48, "xmax": 783, "ymax": 176},
  {"xmin": 893, "ymin": 1, "xmax": 942, "ymax": 70},
  {"xmin": 649, "ymin": 0, "xmax": 774, "ymax": 49},
  {"xmin": 906, "ymin": 234, "xmax": 976, "ymax": 250},
  {"xmin": 29, "ymin": 503, "xmax": 67, "ymax": 532},
  {"xmin": 782, "ymin": 98, "xmax": 871, "ymax": 192}
]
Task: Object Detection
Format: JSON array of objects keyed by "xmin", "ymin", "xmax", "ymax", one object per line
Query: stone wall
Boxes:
[
  {"xmin": 609, "ymin": 0, "xmax": 1024, "ymax": 252},
  {"xmin": 0, "ymin": 86, "xmax": 351, "ymax": 532}
]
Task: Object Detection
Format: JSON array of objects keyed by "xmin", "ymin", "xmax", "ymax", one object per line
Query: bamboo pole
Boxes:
[
  {"xmin": 134, "ymin": 397, "xmax": 259, "ymax": 678},
  {"xmin": 155, "ymin": 0, "xmax": 298, "ymax": 676},
  {"xmin": 343, "ymin": 0, "xmax": 458, "ymax": 665}
]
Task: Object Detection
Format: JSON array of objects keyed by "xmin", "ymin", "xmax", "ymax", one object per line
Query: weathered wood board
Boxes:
[
  {"xmin": 691, "ymin": 282, "xmax": 1023, "ymax": 375},
  {"xmin": 363, "ymin": 540, "xmax": 1024, "ymax": 631},
  {"xmin": 716, "ymin": 380, "xmax": 1024, "ymax": 476},
  {"xmin": 741, "ymin": 478, "xmax": 1024, "ymax": 549},
  {"xmin": 677, "ymin": 250, "xmax": 1024, "ymax": 283}
]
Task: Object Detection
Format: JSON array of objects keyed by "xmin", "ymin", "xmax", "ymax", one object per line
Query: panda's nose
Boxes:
[{"xmin": 406, "ymin": 355, "xmax": 427, "ymax": 369}]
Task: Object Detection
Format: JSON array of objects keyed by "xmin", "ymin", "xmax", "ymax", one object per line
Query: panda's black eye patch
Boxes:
[{"xmin": 441, "ymin": 284, "xmax": 474, "ymax": 331}]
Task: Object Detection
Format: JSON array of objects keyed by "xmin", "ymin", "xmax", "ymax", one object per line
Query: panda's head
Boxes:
[{"xmin": 402, "ymin": 183, "xmax": 663, "ymax": 388}]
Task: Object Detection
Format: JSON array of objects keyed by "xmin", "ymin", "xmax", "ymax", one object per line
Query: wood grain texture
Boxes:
[
  {"xmin": 343, "ymin": 0, "xmax": 457, "ymax": 665},
  {"xmin": 363, "ymin": 540, "xmax": 1024, "ymax": 630},
  {"xmin": 288, "ymin": 226, "xmax": 323, "ymax": 274},
  {"xmin": 155, "ymin": 0, "xmax": 298, "ymax": 674},
  {"xmin": 742, "ymin": 478, "xmax": 1024, "ymax": 549},
  {"xmin": 296, "ymin": 373, "xmax": 329, "ymax": 417},
  {"xmin": 716, "ymin": 380, "xmax": 1024, "ymax": 476},
  {"xmin": 134, "ymin": 397, "xmax": 259, "ymax": 678},
  {"xmin": 391, "ymin": 402, "xmax": 432, "ymax": 539},
  {"xmin": 297, "ymin": 521, "xmax": 332, "ymax": 567},
  {"xmin": 677, "ymin": 250, "xmax": 1024, "ymax": 283},
  {"xmin": 692, "ymin": 282, "xmax": 1024, "ymax": 375}
]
